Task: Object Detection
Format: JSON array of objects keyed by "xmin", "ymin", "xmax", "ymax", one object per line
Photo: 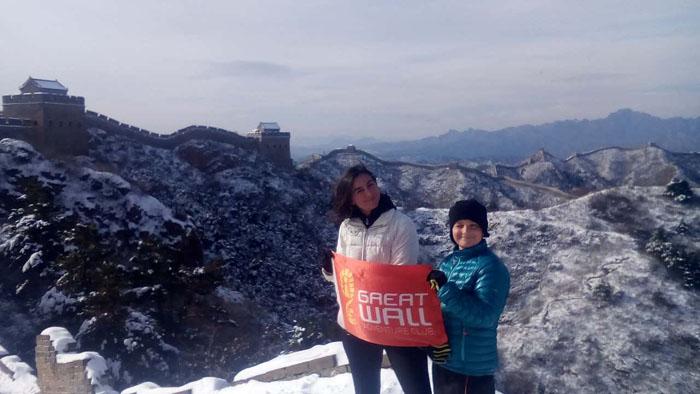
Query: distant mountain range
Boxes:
[
  {"xmin": 294, "ymin": 109, "xmax": 700, "ymax": 164},
  {"xmin": 300, "ymin": 143, "xmax": 700, "ymax": 212}
]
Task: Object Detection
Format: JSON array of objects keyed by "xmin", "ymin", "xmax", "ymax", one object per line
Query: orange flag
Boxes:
[{"xmin": 333, "ymin": 253, "xmax": 448, "ymax": 347}]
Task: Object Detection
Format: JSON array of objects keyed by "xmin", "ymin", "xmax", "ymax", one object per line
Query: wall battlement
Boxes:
[
  {"xmin": 84, "ymin": 110, "xmax": 258, "ymax": 151},
  {"xmin": 2, "ymin": 79, "xmax": 293, "ymax": 167},
  {"xmin": 35, "ymin": 334, "xmax": 94, "ymax": 394},
  {"xmin": 3, "ymin": 93, "xmax": 85, "ymax": 106}
]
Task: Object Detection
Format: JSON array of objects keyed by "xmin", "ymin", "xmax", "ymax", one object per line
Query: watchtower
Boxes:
[
  {"xmin": 247, "ymin": 122, "xmax": 292, "ymax": 168},
  {"xmin": 1, "ymin": 77, "xmax": 88, "ymax": 156}
]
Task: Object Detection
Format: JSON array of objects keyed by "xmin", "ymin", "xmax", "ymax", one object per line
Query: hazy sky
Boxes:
[{"xmin": 1, "ymin": 0, "xmax": 698, "ymax": 143}]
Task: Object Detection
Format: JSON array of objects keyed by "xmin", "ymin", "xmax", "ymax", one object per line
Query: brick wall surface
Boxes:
[{"xmin": 35, "ymin": 335, "xmax": 94, "ymax": 394}]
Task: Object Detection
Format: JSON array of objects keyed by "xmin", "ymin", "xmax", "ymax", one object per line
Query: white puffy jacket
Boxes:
[{"xmin": 326, "ymin": 208, "xmax": 420, "ymax": 329}]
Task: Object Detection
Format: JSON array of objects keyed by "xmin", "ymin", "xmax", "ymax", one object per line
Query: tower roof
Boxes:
[
  {"xmin": 256, "ymin": 122, "xmax": 281, "ymax": 133},
  {"xmin": 19, "ymin": 77, "xmax": 68, "ymax": 95}
]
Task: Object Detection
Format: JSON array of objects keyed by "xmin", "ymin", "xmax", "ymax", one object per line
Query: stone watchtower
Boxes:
[
  {"xmin": 247, "ymin": 122, "xmax": 292, "ymax": 167},
  {"xmin": 1, "ymin": 77, "xmax": 88, "ymax": 156}
]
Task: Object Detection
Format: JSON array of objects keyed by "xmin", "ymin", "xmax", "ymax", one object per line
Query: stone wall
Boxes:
[
  {"xmin": 235, "ymin": 351, "xmax": 391, "ymax": 384},
  {"xmin": 255, "ymin": 132, "xmax": 293, "ymax": 168},
  {"xmin": 84, "ymin": 111, "xmax": 257, "ymax": 152},
  {"xmin": 2, "ymin": 93, "xmax": 87, "ymax": 156},
  {"xmin": 35, "ymin": 335, "xmax": 93, "ymax": 394}
]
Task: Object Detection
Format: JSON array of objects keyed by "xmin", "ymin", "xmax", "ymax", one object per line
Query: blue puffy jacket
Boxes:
[{"xmin": 437, "ymin": 240, "xmax": 510, "ymax": 376}]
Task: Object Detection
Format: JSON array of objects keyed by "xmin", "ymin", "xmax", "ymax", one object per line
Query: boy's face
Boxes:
[{"xmin": 452, "ymin": 219, "xmax": 483, "ymax": 250}]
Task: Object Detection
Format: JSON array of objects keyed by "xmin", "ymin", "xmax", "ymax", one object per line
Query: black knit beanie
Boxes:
[{"xmin": 448, "ymin": 199, "xmax": 489, "ymax": 244}]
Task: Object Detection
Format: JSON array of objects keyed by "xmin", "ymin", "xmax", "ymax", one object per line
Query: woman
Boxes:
[
  {"xmin": 321, "ymin": 164, "xmax": 431, "ymax": 394},
  {"xmin": 427, "ymin": 199, "xmax": 510, "ymax": 394}
]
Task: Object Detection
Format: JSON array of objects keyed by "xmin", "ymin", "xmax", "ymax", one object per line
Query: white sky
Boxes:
[{"xmin": 1, "ymin": 0, "xmax": 698, "ymax": 143}]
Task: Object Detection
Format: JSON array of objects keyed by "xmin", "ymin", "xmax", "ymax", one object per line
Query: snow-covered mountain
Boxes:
[
  {"xmin": 358, "ymin": 109, "xmax": 700, "ymax": 163},
  {"xmin": 410, "ymin": 186, "xmax": 699, "ymax": 393},
  {"xmin": 489, "ymin": 144, "xmax": 700, "ymax": 195},
  {"xmin": 300, "ymin": 147, "xmax": 570, "ymax": 211}
]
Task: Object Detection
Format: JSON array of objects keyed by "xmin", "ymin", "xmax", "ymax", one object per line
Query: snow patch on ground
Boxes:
[{"xmin": 0, "ymin": 344, "xmax": 40, "ymax": 394}]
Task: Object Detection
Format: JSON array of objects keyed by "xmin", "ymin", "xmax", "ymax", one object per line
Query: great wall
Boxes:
[
  {"xmin": 1, "ymin": 326, "xmax": 388, "ymax": 393},
  {"xmin": 0, "ymin": 77, "xmax": 292, "ymax": 167}
]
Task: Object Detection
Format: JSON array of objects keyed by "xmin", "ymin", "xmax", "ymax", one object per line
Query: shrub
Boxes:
[
  {"xmin": 645, "ymin": 228, "xmax": 699, "ymax": 291},
  {"xmin": 664, "ymin": 178, "xmax": 694, "ymax": 203}
]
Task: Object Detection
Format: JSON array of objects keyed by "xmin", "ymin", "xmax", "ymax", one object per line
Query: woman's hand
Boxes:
[{"xmin": 320, "ymin": 249, "xmax": 334, "ymax": 275}]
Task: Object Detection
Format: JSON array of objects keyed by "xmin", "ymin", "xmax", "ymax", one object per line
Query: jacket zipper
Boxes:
[{"xmin": 361, "ymin": 225, "xmax": 367, "ymax": 261}]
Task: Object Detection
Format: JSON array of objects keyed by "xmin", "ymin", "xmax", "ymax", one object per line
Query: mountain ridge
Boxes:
[{"xmin": 303, "ymin": 109, "xmax": 700, "ymax": 163}]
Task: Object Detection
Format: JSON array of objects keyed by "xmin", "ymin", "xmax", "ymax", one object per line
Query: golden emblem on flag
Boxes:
[{"xmin": 339, "ymin": 268, "xmax": 357, "ymax": 325}]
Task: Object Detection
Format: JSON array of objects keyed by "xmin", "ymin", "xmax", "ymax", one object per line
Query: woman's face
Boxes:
[
  {"xmin": 452, "ymin": 219, "xmax": 484, "ymax": 250},
  {"xmin": 351, "ymin": 173, "xmax": 380, "ymax": 215}
]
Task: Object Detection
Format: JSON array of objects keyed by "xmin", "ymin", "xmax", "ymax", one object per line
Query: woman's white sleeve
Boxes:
[
  {"xmin": 391, "ymin": 215, "xmax": 419, "ymax": 265},
  {"xmin": 323, "ymin": 222, "xmax": 347, "ymax": 282}
]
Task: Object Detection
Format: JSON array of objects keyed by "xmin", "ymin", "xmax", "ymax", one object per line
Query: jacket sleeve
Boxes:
[
  {"xmin": 322, "ymin": 222, "xmax": 347, "ymax": 283},
  {"xmin": 390, "ymin": 214, "xmax": 419, "ymax": 265},
  {"xmin": 439, "ymin": 259, "xmax": 510, "ymax": 328}
]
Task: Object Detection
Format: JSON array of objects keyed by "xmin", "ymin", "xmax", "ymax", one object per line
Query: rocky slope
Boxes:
[{"xmin": 0, "ymin": 133, "xmax": 339, "ymax": 388}]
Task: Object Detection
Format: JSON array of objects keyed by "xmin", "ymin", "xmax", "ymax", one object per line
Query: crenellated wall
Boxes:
[
  {"xmin": 1, "ymin": 87, "xmax": 293, "ymax": 167},
  {"xmin": 84, "ymin": 110, "xmax": 258, "ymax": 151},
  {"xmin": 35, "ymin": 335, "xmax": 93, "ymax": 394},
  {"xmin": 3, "ymin": 93, "xmax": 85, "ymax": 106}
]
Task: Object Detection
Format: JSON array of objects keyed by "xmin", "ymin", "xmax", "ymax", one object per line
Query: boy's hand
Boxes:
[
  {"xmin": 427, "ymin": 342, "xmax": 451, "ymax": 364},
  {"xmin": 427, "ymin": 270, "xmax": 447, "ymax": 290}
]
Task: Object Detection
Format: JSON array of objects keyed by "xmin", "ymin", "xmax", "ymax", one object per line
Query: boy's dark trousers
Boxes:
[
  {"xmin": 432, "ymin": 363, "xmax": 495, "ymax": 394},
  {"xmin": 341, "ymin": 331, "xmax": 431, "ymax": 394}
]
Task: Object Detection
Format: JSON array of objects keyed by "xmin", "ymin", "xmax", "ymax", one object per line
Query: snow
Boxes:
[
  {"xmin": 120, "ymin": 342, "xmax": 416, "ymax": 394},
  {"xmin": 214, "ymin": 286, "xmax": 245, "ymax": 304},
  {"xmin": 21, "ymin": 251, "xmax": 43, "ymax": 272},
  {"xmin": 84, "ymin": 168, "xmax": 132, "ymax": 191},
  {"xmin": 0, "ymin": 138, "xmax": 36, "ymax": 153},
  {"xmin": 234, "ymin": 342, "xmax": 346, "ymax": 381},
  {"xmin": 0, "ymin": 350, "xmax": 40, "ymax": 394},
  {"xmin": 56, "ymin": 351, "xmax": 109, "ymax": 386},
  {"xmin": 137, "ymin": 342, "xmax": 498, "ymax": 394},
  {"xmin": 38, "ymin": 287, "xmax": 77, "ymax": 315},
  {"xmin": 40, "ymin": 326, "xmax": 76, "ymax": 353},
  {"xmin": 225, "ymin": 371, "xmax": 402, "ymax": 394},
  {"xmin": 122, "ymin": 369, "xmax": 403, "ymax": 394}
]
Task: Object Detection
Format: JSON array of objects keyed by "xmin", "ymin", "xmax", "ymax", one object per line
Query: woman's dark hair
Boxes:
[{"xmin": 332, "ymin": 164, "xmax": 377, "ymax": 222}]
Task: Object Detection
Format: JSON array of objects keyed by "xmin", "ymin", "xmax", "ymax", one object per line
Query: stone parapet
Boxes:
[
  {"xmin": 234, "ymin": 350, "xmax": 391, "ymax": 384},
  {"xmin": 3, "ymin": 93, "xmax": 85, "ymax": 106},
  {"xmin": 84, "ymin": 110, "xmax": 258, "ymax": 151},
  {"xmin": 35, "ymin": 334, "xmax": 93, "ymax": 394}
]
